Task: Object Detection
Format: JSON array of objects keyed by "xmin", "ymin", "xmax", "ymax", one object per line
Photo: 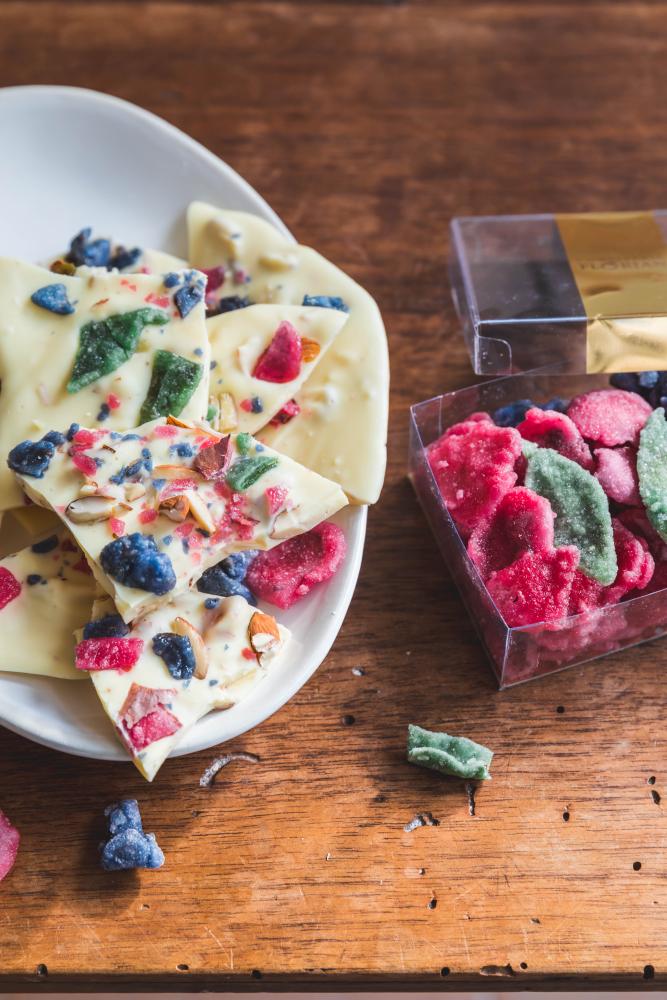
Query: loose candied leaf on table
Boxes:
[
  {"xmin": 0, "ymin": 258, "xmax": 210, "ymax": 512},
  {"xmin": 407, "ymin": 724, "xmax": 493, "ymax": 781},
  {"xmin": 486, "ymin": 546, "xmax": 580, "ymax": 628},
  {"xmin": 245, "ymin": 521, "xmax": 346, "ymax": 609},
  {"xmin": 427, "ymin": 421, "xmax": 523, "ymax": 536},
  {"xmin": 567, "ymin": 388, "xmax": 652, "ymax": 447},
  {"xmin": 637, "ymin": 408, "xmax": 667, "ymax": 544},
  {"xmin": 517, "ymin": 407, "xmax": 593, "ymax": 470},
  {"xmin": 467, "ymin": 487, "xmax": 555, "ymax": 579},
  {"xmin": 13, "ymin": 418, "xmax": 347, "ymax": 621},
  {"xmin": 0, "ymin": 809, "xmax": 20, "ymax": 882},
  {"xmin": 524, "ymin": 442, "xmax": 617, "ymax": 585}
]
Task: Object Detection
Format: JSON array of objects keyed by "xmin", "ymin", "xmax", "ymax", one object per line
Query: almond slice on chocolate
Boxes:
[
  {"xmin": 248, "ymin": 611, "xmax": 281, "ymax": 655},
  {"xmin": 186, "ymin": 490, "xmax": 215, "ymax": 534},
  {"xmin": 172, "ymin": 616, "xmax": 209, "ymax": 679}
]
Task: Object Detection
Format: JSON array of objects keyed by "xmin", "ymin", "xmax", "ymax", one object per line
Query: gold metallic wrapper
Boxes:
[{"xmin": 556, "ymin": 211, "xmax": 667, "ymax": 372}]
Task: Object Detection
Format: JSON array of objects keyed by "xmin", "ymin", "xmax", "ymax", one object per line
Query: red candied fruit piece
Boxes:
[
  {"xmin": 71, "ymin": 451, "xmax": 98, "ymax": 478},
  {"xmin": 427, "ymin": 422, "xmax": 522, "ymax": 536},
  {"xmin": 265, "ymin": 485, "xmax": 289, "ymax": 516},
  {"xmin": 593, "ymin": 446, "xmax": 640, "ymax": 506},
  {"xmin": 568, "ymin": 518, "xmax": 654, "ymax": 613},
  {"xmin": 201, "ymin": 266, "xmax": 226, "ymax": 292},
  {"xmin": 253, "ymin": 321, "xmax": 302, "ymax": 383},
  {"xmin": 0, "ymin": 809, "xmax": 19, "ymax": 883},
  {"xmin": 517, "ymin": 407, "xmax": 593, "ymax": 470},
  {"xmin": 442, "ymin": 412, "xmax": 492, "ymax": 438},
  {"xmin": 486, "ymin": 546, "xmax": 580, "ymax": 627},
  {"xmin": 467, "ymin": 487, "xmax": 554, "ymax": 579},
  {"xmin": 269, "ymin": 399, "xmax": 301, "ymax": 427},
  {"xmin": 126, "ymin": 707, "xmax": 181, "ymax": 751},
  {"xmin": 75, "ymin": 637, "xmax": 144, "ymax": 672},
  {"xmin": 0, "ymin": 567, "xmax": 21, "ymax": 610},
  {"xmin": 567, "ymin": 389, "xmax": 652, "ymax": 447},
  {"xmin": 246, "ymin": 521, "xmax": 346, "ymax": 609}
]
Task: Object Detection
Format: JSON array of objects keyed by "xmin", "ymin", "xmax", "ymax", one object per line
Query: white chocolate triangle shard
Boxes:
[
  {"xmin": 0, "ymin": 257, "xmax": 210, "ymax": 512},
  {"xmin": 81, "ymin": 592, "xmax": 290, "ymax": 780},
  {"xmin": 14, "ymin": 417, "xmax": 348, "ymax": 621},
  {"xmin": 207, "ymin": 303, "xmax": 348, "ymax": 434},
  {"xmin": 187, "ymin": 202, "xmax": 389, "ymax": 505}
]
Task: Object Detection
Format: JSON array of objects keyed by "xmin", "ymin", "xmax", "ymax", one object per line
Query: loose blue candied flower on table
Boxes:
[
  {"xmin": 31, "ymin": 283, "xmax": 75, "ymax": 316},
  {"xmin": 100, "ymin": 799, "xmax": 164, "ymax": 871}
]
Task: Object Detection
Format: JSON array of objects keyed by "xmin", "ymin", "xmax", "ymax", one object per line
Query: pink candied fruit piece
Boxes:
[
  {"xmin": 568, "ymin": 518, "xmax": 655, "ymax": 613},
  {"xmin": 109, "ymin": 517, "xmax": 125, "ymax": 537},
  {"xmin": 0, "ymin": 567, "xmax": 21, "ymax": 610},
  {"xmin": 517, "ymin": 407, "xmax": 593, "ymax": 470},
  {"xmin": 0, "ymin": 809, "xmax": 19, "ymax": 882},
  {"xmin": 72, "ymin": 428, "xmax": 101, "ymax": 449},
  {"xmin": 426, "ymin": 421, "xmax": 522, "ymax": 536},
  {"xmin": 567, "ymin": 389, "xmax": 652, "ymax": 447},
  {"xmin": 467, "ymin": 487, "xmax": 554, "ymax": 579},
  {"xmin": 126, "ymin": 707, "xmax": 181, "ymax": 751},
  {"xmin": 442, "ymin": 412, "xmax": 493, "ymax": 438},
  {"xmin": 71, "ymin": 451, "xmax": 98, "ymax": 478},
  {"xmin": 486, "ymin": 546, "xmax": 580, "ymax": 627},
  {"xmin": 201, "ymin": 266, "xmax": 226, "ymax": 292},
  {"xmin": 253, "ymin": 321, "xmax": 302, "ymax": 383},
  {"xmin": 265, "ymin": 485, "xmax": 289, "ymax": 517},
  {"xmin": 75, "ymin": 637, "xmax": 144, "ymax": 672},
  {"xmin": 138, "ymin": 508, "xmax": 158, "ymax": 525},
  {"xmin": 269, "ymin": 399, "xmax": 301, "ymax": 427},
  {"xmin": 246, "ymin": 521, "xmax": 347, "ymax": 609},
  {"xmin": 593, "ymin": 446, "xmax": 640, "ymax": 506}
]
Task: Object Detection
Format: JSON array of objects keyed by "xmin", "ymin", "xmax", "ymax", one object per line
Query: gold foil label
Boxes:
[{"xmin": 556, "ymin": 211, "xmax": 667, "ymax": 372}]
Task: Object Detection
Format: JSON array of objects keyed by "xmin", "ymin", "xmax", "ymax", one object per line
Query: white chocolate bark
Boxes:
[
  {"xmin": 187, "ymin": 202, "xmax": 389, "ymax": 505},
  {"xmin": 16, "ymin": 418, "xmax": 348, "ymax": 621},
  {"xmin": 0, "ymin": 258, "xmax": 210, "ymax": 511},
  {"xmin": 132, "ymin": 248, "xmax": 187, "ymax": 275},
  {"xmin": 84, "ymin": 593, "xmax": 290, "ymax": 780},
  {"xmin": 0, "ymin": 530, "xmax": 94, "ymax": 680},
  {"xmin": 207, "ymin": 303, "xmax": 348, "ymax": 434}
]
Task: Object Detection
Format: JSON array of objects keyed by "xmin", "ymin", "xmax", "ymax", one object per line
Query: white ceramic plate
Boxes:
[{"xmin": 0, "ymin": 85, "xmax": 366, "ymax": 765}]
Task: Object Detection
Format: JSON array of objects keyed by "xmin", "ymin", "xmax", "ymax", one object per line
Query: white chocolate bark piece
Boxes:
[
  {"xmin": 82, "ymin": 592, "xmax": 289, "ymax": 780},
  {"xmin": 0, "ymin": 530, "xmax": 94, "ymax": 680},
  {"xmin": 187, "ymin": 202, "xmax": 389, "ymax": 505},
  {"xmin": 207, "ymin": 303, "xmax": 348, "ymax": 434},
  {"xmin": 0, "ymin": 258, "xmax": 210, "ymax": 511},
  {"xmin": 16, "ymin": 417, "xmax": 348, "ymax": 621},
  {"xmin": 131, "ymin": 248, "xmax": 187, "ymax": 275},
  {"xmin": 0, "ymin": 506, "xmax": 60, "ymax": 558}
]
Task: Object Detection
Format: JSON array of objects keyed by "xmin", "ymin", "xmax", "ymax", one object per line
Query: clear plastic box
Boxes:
[
  {"xmin": 450, "ymin": 212, "xmax": 667, "ymax": 375},
  {"xmin": 409, "ymin": 371, "xmax": 667, "ymax": 687}
]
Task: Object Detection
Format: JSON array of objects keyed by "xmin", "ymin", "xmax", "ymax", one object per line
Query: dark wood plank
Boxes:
[{"xmin": 2, "ymin": 0, "xmax": 667, "ymax": 989}]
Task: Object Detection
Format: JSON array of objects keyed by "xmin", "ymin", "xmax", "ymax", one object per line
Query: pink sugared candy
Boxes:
[
  {"xmin": 594, "ymin": 446, "xmax": 640, "ymax": 506},
  {"xmin": 427, "ymin": 421, "xmax": 522, "ymax": 536},
  {"xmin": 467, "ymin": 487, "xmax": 554, "ymax": 579},
  {"xmin": 246, "ymin": 521, "xmax": 346, "ymax": 609},
  {"xmin": 517, "ymin": 407, "xmax": 593, "ymax": 470},
  {"xmin": 0, "ymin": 809, "xmax": 19, "ymax": 882},
  {"xmin": 0, "ymin": 568, "xmax": 21, "ymax": 610},
  {"xmin": 486, "ymin": 546, "xmax": 580, "ymax": 627},
  {"xmin": 75, "ymin": 637, "xmax": 144, "ymax": 672},
  {"xmin": 125, "ymin": 707, "xmax": 181, "ymax": 751},
  {"xmin": 253, "ymin": 321, "xmax": 302, "ymax": 383},
  {"xmin": 567, "ymin": 389, "xmax": 652, "ymax": 447}
]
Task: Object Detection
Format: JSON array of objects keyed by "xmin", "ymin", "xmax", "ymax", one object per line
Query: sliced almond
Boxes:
[
  {"xmin": 125, "ymin": 482, "xmax": 146, "ymax": 502},
  {"xmin": 101, "ymin": 444, "xmax": 117, "ymax": 454},
  {"xmin": 270, "ymin": 506, "xmax": 303, "ymax": 540},
  {"xmin": 211, "ymin": 392, "xmax": 238, "ymax": 433},
  {"xmin": 301, "ymin": 337, "xmax": 321, "ymax": 363},
  {"xmin": 207, "ymin": 218, "xmax": 242, "ymax": 260},
  {"xmin": 248, "ymin": 611, "xmax": 281, "ymax": 655},
  {"xmin": 152, "ymin": 464, "xmax": 202, "ymax": 480},
  {"xmin": 78, "ymin": 482, "xmax": 99, "ymax": 497},
  {"xmin": 166, "ymin": 414, "xmax": 196, "ymax": 430},
  {"xmin": 66, "ymin": 495, "xmax": 118, "ymax": 524},
  {"xmin": 159, "ymin": 495, "xmax": 190, "ymax": 522},
  {"xmin": 50, "ymin": 258, "xmax": 76, "ymax": 276},
  {"xmin": 258, "ymin": 251, "xmax": 298, "ymax": 272},
  {"xmin": 186, "ymin": 490, "xmax": 216, "ymax": 535},
  {"xmin": 172, "ymin": 616, "xmax": 209, "ymax": 679}
]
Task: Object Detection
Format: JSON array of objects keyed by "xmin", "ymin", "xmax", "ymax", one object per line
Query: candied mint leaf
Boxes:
[
  {"xmin": 152, "ymin": 633, "xmax": 196, "ymax": 680},
  {"xmin": 236, "ymin": 432, "xmax": 252, "ymax": 456},
  {"xmin": 524, "ymin": 445, "xmax": 617, "ymax": 584},
  {"xmin": 302, "ymin": 294, "xmax": 350, "ymax": 313},
  {"xmin": 8, "ymin": 438, "xmax": 55, "ymax": 478},
  {"xmin": 83, "ymin": 613, "xmax": 130, "ymax": 640},
  {"xmin": 104, "ymin": 799, "xmax": 143, "ymax": 835},
  {"xmin": 30, "ymin": 282, "xmax": 75, "ymax": 315},
  {"xmin": 226, "ymin": 456, "xmax": 279, "ymax": 492},
  {"xmin": 67, "ymin": 308, "xmax": 168, "ymax": 393},
  {"xmin": 637, "ymin": 408, "xmax": 667, "ymax": 543},
  {"xmin": 100, "ymin": 532, "xmax": 176, "ymax": 595},
  {"xmin": 66, "ymin": 228, "xmax": 112, "ymax": 267},
  {"xmin": 407, "ymin": 724, "xmax": 493, "ymax": 781},
  {"xmin": 139, "ymin": 350, "xmax": 203, "ymax": 423}
]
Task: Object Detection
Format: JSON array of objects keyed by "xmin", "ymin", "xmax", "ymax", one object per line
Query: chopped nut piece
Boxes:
[
  {"xmin": 210, "ymin": 393, "xmax": 238, "ymax": 433},
  {"xmin": 248, "ymin": 611, "xmax": 281, "ymax": 655},
  {"xmin": 172, "ymin": 616, "xmax": 209, "ymax": 679},
  {"xmin": 125, "ymin": 482, "xmax": 146, "ymax": 502},
  {"xmin": 166, "ymin": 414, "xmax": 196, "ymax": 430},
  {"xmin": 258, "ymin": 251, "xmax": 298, "ymax": 272},
  {"xmin": 66, "ymin": 495, "xmax": 119, "ymax": 523},
  {"xmin": 159, "ymin": 495, "xmax": 190, "ymax": 522},
  {"xmin": 301, "ymin": 337, "xmax": 321, "ymax": 363},
  {"xmin": 186, "ymin": 490, "xmax": 215, "ymax": 534}
]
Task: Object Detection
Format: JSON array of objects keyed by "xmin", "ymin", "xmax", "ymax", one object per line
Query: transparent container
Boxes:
[
  {"xmin": 450, "ymin": 212, "xmax": 667, "ymax": 375},
  {"xmin": 409, "ymin": 371, "xmax": 667, "ymax": 687}
]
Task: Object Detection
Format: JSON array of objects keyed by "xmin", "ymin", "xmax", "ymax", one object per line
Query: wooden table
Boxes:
[{"xmin": 2, "ymin": 0, "xmax": 667, "ymax": 990}]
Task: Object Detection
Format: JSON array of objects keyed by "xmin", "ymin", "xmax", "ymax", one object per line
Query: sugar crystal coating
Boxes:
[
  {"xmin": 493, "ymin": 397, "xmax": 567, "ymax": 428},
  {"xmin": 517, "ymin": 407, "xmax": 593, "ymax": 470},
  {"xmin": 407, "ymin": 724, "xmax": 493, "ymax": 781},
  {"xmin": 197, "ymin": 549, "xmax": 258, "ymax": 604},
  {"xmin": 486, "ymin": 546, "xmax": 580, "ymax": 627},
  {"xmin": 30, "ymin": 282, "xmax": 75, "ymax": 315},
  {"xmin": 104, "ymin": 798, "xmax": 143, "ymax": 835},
  {"xmin": 100, "ymin": 799, "xmax": 164, "ymax": 871},
  {"xmin": 0, "ymin": 568, "xmax": 21, "ymax": 610},
  {"xmin": 246, "ymin": 521, "xmax": 346, "ymax": 609},
  {"xmin": 567, "ymin": 389, "xmax": 652, "ymax": 447},
  {"xmin": 594, "ymin": 446, "xmax": 640, "ymax": 506},
  {"xmin": 67, "ymin": 308, "xmax": 168, "ymax": 393},
  {"xmin": 568, "ymin": 518, "xmax": 654, "ymax": 614},
  {"xmin": 467, "ymin": 487, "xmax": 554, "ymax": 579},
  {"xmin": 75, "ymin": 637, "xmax": 144, "ymax": 672},
  {"xmin": 139, "ymin": 349, "xmax": 203, "ymax": 423},
  {"xmin": 100, "ymin": 532, "xmax": 176, "ymax": 595}
]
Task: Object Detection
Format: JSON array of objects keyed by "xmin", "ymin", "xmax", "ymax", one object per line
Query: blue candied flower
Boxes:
[
  {"xmin": 221, "ymin": 550, "xmax": 258, "ymax": 580},
  {"xmin": 97, "ymin": 402, "xmax": 111, "ymax": 421},
  {"xmin": 207, "ymin": 295, "xmax": 250, "ymax": 316},
  {"xmin": 42, "ymin": 430, "xmax": 66, "ymax": 446},
  {"xmin": 104, "ymin": 799, "xmax": 144, "ymax": 835},
  {"xmin": 109, "ymin": 246, "xmax": 142, "ymax": 271},
  {"xmin": 152, "ymin": 633, "xmax": 196, "ymax": 680},
  {"xmin": 204, "ymin": 597, "xmax": 220, "ymax": 610},
  {"xmin": 7, "ymin": 438, "xmax": 55, "ymax": 478},
  {"xmin": 196, "ymin": 550, "xmax": 258, "ymax": 604},
  {"xmin": 31, "ymin": 534, "xmax": 59, "ymax": 554},
  {"xmin": 100, "ymin": 533, "xmax": 176, "ymax": 595},
  {"xmin": 100, "ymin": 827, "xmax": 164, "ymax": 871},
  {"xmin": 163, "ymin": 272, "xmax": 180, "ymax": 288},
  {"xmin": 83, "ymin": 613, "xmax": 130, "ymax": 640},
  {"xmin": 174, "ymin": 281, "xmax": 205, "ymax": 318},
  {"xmin": 66, "ymin": 422, "xmax": 80, "ymax": 441},
  {"xmin": 169, "ymin": 442, "xmax": 194, "ymax": 458},
  {"xmin": 66, "ymin": 228, "xmax": 112, "ymax": 267},
  {"xmin": 31, "ymin": 283, "xmax": 75, "ymax": 315},
  {"xmin": 302, "ymin": 294, "xmax": 350, "ymax": 313},
  {"xmin": 610, "ymin": 370, "xmax": 667, "ymax": 408},
  {"xmin": 250, "ymin": 396, "xmax": 263, "ymax": 414},
  {"xmin": 27, "ymin": 574, "xmax": 43, "ymax": 586}
]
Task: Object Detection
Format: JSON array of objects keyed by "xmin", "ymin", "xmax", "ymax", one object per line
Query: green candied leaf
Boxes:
[
  {"xmin": 67, "ymin": 307, "xmax": 168, "ymax": 393},
  {"xmin": 522, "ymin": 439, "xmax": 538, "ymax": 459},
  {"xmin": 139, "ymin": 350, "xmax": 203, "ymax": 423},
  {"xmin": 638, "ymin": 407, "xmax": 667, "ymax": 542},
  {"xmin": 407, "ymin": 724, "xmax": 493, "ymax": 781},
  {"xmin": 226, "ymin": 456, "xmax": 279, "ymax": 492},
  {"xmin": 236, "ymin": 432, "xmax": 252, "ymax": 456},
  {"xmin": 524, "ymin": 445, "xmax": 616, "ymax": 584},
  {"xmin": 206, "ymin": 403, "xmax": 217, "ymax": 423}
]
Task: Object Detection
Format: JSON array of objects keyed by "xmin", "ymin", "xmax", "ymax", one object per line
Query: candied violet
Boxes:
[
  {"xmin": 493, "ymin": 397, "xmax": 568, "ymax": 428},
  {"xmin": 109, "ymin": 246, "xmax": 142, "ymax": 271},
  {"xmin": 152, "ymin": 633, "xmax": 196, "ymax": 680},
  {"xmin": 66, "ymin": 227, "xmax": 111, "ymax": 267},
  {"xmin": 206, "ymin": 295, "xmax": 250, "ymax": 317},
  {"xmin": 7, "ymin": 437, "xmax": 55, "ymax": 478},
  {"xmin": 83, "ymin": 613, "xmax": 130, "ymax": 640},
  {"xmin": 100, "ymin": 533, "xmax": 176, "ymax": 595},
  {"xmin": 100, "ymin": 799, "xmax": 164, "ymax": 871},
  {"xmin": 302, "ymin": 294, "xmax": 350, "ymax": 312},
  {"xmin": 197, "ymin": 567, "xmax": 257, "ymax": 604},
  {"xmin": 30, "ymin": 283, "xmax": 75, "ymax": 316},
  {"xmin": 104, "ymin": 798, "xmax": 143, "ymax": 835},
  {"xmin": 31, "ymin": 534, "xmax": 59, "ymax": 554}
]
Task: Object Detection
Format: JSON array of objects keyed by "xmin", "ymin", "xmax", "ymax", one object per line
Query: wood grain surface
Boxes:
[{"xmin": 2, "ymin": 0, "xmax": 667, "ymax": 990}]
